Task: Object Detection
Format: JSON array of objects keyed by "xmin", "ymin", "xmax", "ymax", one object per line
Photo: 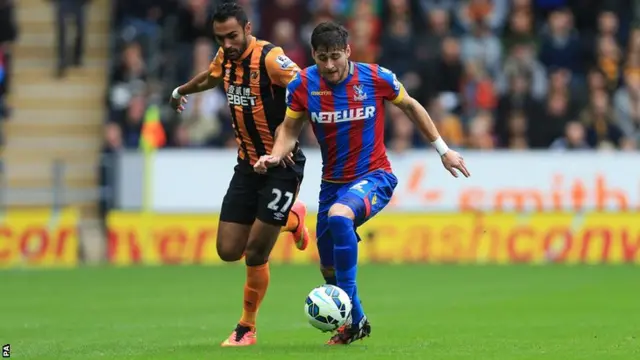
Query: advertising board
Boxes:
[
  {"xmin": 107, "ymin": 211, "xmax": 640, "ymax": 265},
  {"xmin": 0, "ymin": 208, "xmax": 79, "ymax": 269}
]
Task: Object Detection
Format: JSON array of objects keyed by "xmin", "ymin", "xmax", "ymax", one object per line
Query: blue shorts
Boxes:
[{"xmin": 315, "ymin": 170, "xmax": 398, "ymax": 267}]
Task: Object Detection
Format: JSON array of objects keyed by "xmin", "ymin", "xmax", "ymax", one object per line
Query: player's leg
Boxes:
[
  {"xmin": 316, "ymin": 202, "xmax": 337, "ymax": 286},
  {"xmin": 217, "ymin": 167, "xmax": 263, "ymax": 347},
  {"xmin": 315, "ymin": 181, "xmax": 342, "ymax": 286},
  {"xmin": 326, "ymin": 170, "xmax": 398, "ymax": 345},
  {"xmin": 216, "ymin": 166, "xmax": 258, "ymax": 262},
  {"xmin": 279, "ymin": 197, "xmax": 310, "ymax": 251},
  {"xmin": 278, "ymin": 155, "xmax": 310, "ymax": 251},
  {"xmin": 221, "ymin": 219, "xmax": 281, "ymax": 347},
  {"xmin": 221, "ymin": 174, "xmax": 302, "ymax": 347}
]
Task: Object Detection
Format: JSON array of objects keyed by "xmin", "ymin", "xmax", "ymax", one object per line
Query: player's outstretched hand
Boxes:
[
  {"xmin": 441, "ymin": 150, "xmax": 470, "ymax": 178},
  {"xmin": 169, "ymin": 94, "xmax": 188, "ymax": 113}
]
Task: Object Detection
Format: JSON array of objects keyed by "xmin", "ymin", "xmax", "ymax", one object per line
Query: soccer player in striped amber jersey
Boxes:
[
  {"xmin": 169, "ymin": 3, "xmax": 310, "ymax": 347},
  {"xmin": 254, "ymin": 21, "xmax": 470, "ymax": 345}
]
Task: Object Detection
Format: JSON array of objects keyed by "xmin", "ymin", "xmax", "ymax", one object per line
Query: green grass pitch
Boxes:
[{"xmin": 2, "ymin": 264, "xmax": 639, "ymax": 359}]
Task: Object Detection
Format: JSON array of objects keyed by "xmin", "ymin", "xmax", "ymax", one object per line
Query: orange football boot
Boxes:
[
  {"xmin": 289, "ymin": 200, "xmax": 310, "ymax": 251},
  {"xmin": 221, "ymin": 325, "xmax": 257, "ymax": 347}
]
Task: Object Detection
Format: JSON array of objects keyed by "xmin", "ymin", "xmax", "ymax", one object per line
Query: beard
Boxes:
[{"xmin": 224, "ymin": 35, "xmax": 248, "ymax": 60}]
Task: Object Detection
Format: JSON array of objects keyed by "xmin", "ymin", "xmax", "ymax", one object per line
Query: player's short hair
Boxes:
[
  {"xmin": 311, "ymin": 21, "xmax": 349, "ymax": 52},
  {"xmin": 212, "ymin": 1, "xmax": 249, "ymax": 28}
]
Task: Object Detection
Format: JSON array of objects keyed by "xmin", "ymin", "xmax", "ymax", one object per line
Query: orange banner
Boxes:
[
  {"xmin": 0, "ymin": 208, "xmax": 79, "ymax": 269},
  {"xmin": 107, "ymin": 212, "xmax": 640, "ymax": 265}
]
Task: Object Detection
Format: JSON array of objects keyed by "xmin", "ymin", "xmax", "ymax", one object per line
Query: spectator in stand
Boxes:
[
  {"xmin": 466, "ymin": 111, "xmax": 496, "ymax": 150},
  {"xmin": 495, "ymin": 73, "xmax": 543, "ymax": 147},
  {"xmin": 379, "ymin": 17, "xmax": 417, "ymax": 78},
  {"xmin": 415, "ymin": 7, "xmax": 452, "ymax": 62},
  {"xmin": 496, "ymin": 42, "xmax": 547, "ymax": 100},
  {"xmin": 421, "ymin": 36, "xmax": 464, "ymax": 113},
  {"xmin": 271, "ymin": 19, "xmax": 307, "ymax": 70},
  {"xmin": 108, "ymin": 41, "xmax": 148, "ymax": 119},
  {"xmin": 174, "ymin": 0, "xmax": 215, "ymax": 82},
  {"xmin": 49, "ymin": 0, "xmax": 91, "ymax": 78},
  {"xmin": 346, "ymin": 0, "xmax": 381, "ymax": 63},
  {"xmin": 503, "ymin": 111, "xmax": 530, "ymax": 149},
  {"xmin": 580, "ymin": 88, "xmax": 624, "ymax": 148},
  {"xmin": 261, "ymin": 0, "xmax": 306, "ymax": 41},
  {"xmin": 106, "ymin": 92, "xmax": 149, "ymax": 149},
  {"xmin": 538, "ymin": 8, "xmax": 584, "ymax": 85},
  {"xmin": 614, "ymin": 71, "xmax": 640, "ymax": 144},
  {"xmin": 550, "ymin": 121, "xmax": 590, "ymax": 150},
  {"xmin": 460, "ymin": 20, "xmax": 503, "ymax": 78}
]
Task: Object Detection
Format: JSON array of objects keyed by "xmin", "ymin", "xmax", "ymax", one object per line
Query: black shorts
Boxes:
[{"xmin": 220, "ymin": 150, "xmax": 305, "ymax": 227}]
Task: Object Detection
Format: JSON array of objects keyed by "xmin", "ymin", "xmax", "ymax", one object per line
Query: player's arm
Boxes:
[
  {"xmin": 169, "ymin": 48, "xmax": 224, "ymax": 112},
  {"xmin": 395, "ymin": 91, "xmax": 470, "ymax": 177},
  {"xmin": 176, "ymin": 69, "xmax": 222, "ymax": 96},
  {"xmin": 392, "ymin": 89, "xmax": 446, "ymax": 150},
  {"xmin": 272, "ymin": 111, "xmax": 306, "ymax": 160},
  {"xmin": 378, "ymin": 66, "xmax": 470, "ymax": 177},
  {"xmin": 254, "ymin": 71, "xmax": 306, "ymax": 173},
  {"xmin": 264, "ymin": 46, "xmax": 301, "ymax": 87}
]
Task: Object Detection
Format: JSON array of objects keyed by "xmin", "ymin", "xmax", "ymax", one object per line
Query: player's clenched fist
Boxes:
[{"xmin": 441, "ymin": 150, "xmax": 470, "ymax": 178}]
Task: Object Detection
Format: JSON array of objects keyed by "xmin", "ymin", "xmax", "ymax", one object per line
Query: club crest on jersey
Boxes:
[
  {"xmin": 353, "ymin": 84, "xmax": 367, "ymax": 101},
  {"xmin": 251, "ymin": 70, "xmax": 259, "ymax": 83}
]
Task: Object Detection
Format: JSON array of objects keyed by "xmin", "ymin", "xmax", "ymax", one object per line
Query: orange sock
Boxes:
[
  {"xmin": 280, "ymin": 210, "xmax": 300, "ymax": 233},
  {"xmin": 239, "ymin": 263, "xmax": 270, "ymax": 330}
]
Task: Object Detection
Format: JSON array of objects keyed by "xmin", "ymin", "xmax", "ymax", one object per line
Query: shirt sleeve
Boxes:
[
  {"xmin": 285, "ymin": 71, "xmax": 306, "ymax": 119},
  {"xmin": 264, "ymin": 46, "xmax": 301, "ymax": 88},
  {"xmin": 376, "ymin": 65, "xmax": 405, "ymax": 104},
  {"xmin": 208, "ymin": 47, "xmax": 224, "ymax": 78}
]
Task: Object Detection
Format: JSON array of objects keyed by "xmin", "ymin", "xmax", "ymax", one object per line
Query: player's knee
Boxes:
[
  {"xmin": 216, "ymin": 240, "xmax": 244, "ymax": 262},
  {"xmin": 244, "ymin": 243, "xmax": 269, "ymax": 267},
  {"xmin": 328, "ymin": 204, "xmax": 355, "ymax": 219},
  {"xmin": 328, "ymin": 212, "xmax": 356, "ymax": 247}
]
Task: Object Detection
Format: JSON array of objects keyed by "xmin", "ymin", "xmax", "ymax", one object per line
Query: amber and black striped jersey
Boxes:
[{"xmin": 209, "ymin": 37, "xmax": 301, "ymax": 165}]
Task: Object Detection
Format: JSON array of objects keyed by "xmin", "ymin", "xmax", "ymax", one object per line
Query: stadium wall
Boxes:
[{"xmin": 2, "ymin": 150, "xmax": 638, "ymax": 268}]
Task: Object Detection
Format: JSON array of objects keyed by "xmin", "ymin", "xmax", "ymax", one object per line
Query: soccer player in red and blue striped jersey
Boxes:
[{"xmin": 254, "ymin": 21, "xmax": 470, "ymax": 345}]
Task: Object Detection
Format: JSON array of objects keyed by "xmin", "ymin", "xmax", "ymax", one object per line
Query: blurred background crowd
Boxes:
[{"xmin": 98, "ymin": 0, "xmax": 640, "ymax": 153}]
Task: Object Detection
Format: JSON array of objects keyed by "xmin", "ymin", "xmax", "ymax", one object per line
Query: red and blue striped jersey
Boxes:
[{"xmin": 285, "ymin": 61, "xmax": 406, "ymax": 183}]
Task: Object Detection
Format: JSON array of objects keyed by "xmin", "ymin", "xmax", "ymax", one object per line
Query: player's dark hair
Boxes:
[
  {"xmin": 212, "ymin": 1, "xmax": 248, "ymax": 28},
  {"xmin": 311, "ymin": 21, "xmax": 349, "ymax": 52}
]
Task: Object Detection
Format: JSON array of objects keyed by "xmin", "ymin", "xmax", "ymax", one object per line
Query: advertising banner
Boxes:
[
  {"xmin": 115, "ymin": 150, "xmax": 640, "ymax": 213},
  {"xmin": 0, "ymin": 208, "xmax": 79, "ymax": 269},
  {"xmin": 106, "ymin": 211, "xmax": 640, "ymax": 265}
]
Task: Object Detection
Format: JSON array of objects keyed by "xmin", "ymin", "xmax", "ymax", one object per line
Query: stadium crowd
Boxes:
[{"xmin": 104, "ymin": 0, "xmax": 640, "ymax": 153}]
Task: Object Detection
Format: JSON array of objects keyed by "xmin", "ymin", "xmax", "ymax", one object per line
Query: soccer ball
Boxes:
[{"xmin": 304, "ymin": 284, "xmax": 352, "ymax": 332}]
